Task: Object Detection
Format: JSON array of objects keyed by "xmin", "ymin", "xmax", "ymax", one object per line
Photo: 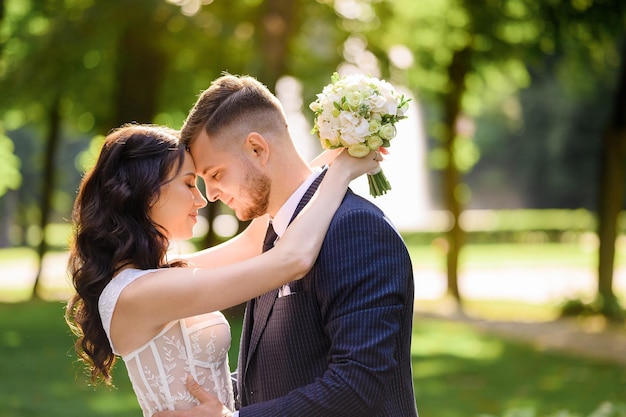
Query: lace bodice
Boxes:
[{"xmin": 99, "ymin": 268, "xmax": 235, "ymax": 416}]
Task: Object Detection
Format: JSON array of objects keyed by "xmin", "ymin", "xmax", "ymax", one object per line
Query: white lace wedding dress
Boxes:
[{"xmin": 99, "ymin": 268, "xmax": 235, "ymax": 416}]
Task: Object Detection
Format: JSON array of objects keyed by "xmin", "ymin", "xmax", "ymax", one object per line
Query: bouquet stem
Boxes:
[{"xmin": 367, "ymin": 169, "xmax": 391, "ymax": 197}]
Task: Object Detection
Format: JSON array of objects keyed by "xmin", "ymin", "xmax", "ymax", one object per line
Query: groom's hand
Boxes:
[{"xmin": 152, "ymin": 376, "xmax": 233, "ymax": 417}]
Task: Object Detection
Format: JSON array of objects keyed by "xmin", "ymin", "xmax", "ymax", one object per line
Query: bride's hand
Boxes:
[
  {"xmin": 152, "ymin": 376, "xmax": 232, "ymax": 417},
  {"xmin": 329, "ymin": 148, "xmax": 383, "ymax": 181}
]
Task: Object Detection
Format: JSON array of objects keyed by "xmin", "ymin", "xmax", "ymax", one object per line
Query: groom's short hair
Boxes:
[{"xmin": 181, "ymin": 74, "xmax": 288, "ymax": 148}]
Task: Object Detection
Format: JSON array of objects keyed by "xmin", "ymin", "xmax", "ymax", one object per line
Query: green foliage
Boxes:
[
  {"xmin": 0, "ymin": 129, "xmax": 21, "ymax": 197},
  {"xmin": 479, "ymin": 402, "xmax": 626, "ymax": 417},
  {"xmin": 74, "ymin": 134, "xmax": 105, "ymax": 173}
]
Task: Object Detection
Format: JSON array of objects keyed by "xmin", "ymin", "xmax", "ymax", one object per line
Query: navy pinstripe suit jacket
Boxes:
[{"xmin": 236, "ymin": 179, "xmax": 418, "ymax": 417}]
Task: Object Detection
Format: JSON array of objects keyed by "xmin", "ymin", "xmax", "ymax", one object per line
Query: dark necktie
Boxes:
[
  {"xmin": 262, "ymin": 222, "xmax": 278, "ymax": 253},
  {"xmin": 254, "ymin": 222, "xmax": 279, "ymax": 323}
]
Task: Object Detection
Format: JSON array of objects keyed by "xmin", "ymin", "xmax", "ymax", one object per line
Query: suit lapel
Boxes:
[
  {"xmin": 246, "ymin": 287, "xmax": 277, "ymax": 369},
  {"xmin": 242, "ymin": 169, "xmax": 327, "ymax": 373},
  {"xmin": 289, "ymin": 168, "xmax": 327, "ymax": 224}
]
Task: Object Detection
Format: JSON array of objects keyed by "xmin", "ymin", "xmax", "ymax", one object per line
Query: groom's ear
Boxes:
[{"xmin": 244, "ymin": 132, "xmax": 270, "ymax": 166}]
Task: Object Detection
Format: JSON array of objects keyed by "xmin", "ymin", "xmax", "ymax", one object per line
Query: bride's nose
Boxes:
[{"xmin": 193, "ymin": 188, "xmax": 208, "ymax": 208}]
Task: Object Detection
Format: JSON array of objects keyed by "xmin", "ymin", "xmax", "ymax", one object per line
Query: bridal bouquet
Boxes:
[{"xmin": 309, "ymin": 72, "xmax": 410, "ymax": 197}]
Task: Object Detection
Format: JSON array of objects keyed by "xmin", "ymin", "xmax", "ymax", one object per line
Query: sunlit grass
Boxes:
[
  {"xmin": 0, "ymin": 246, "xmax": 37, "ymax": 263},
  {"xmin": 1, "ymin": 301, "xmax": 623, "ymax": 417},
  {"xmin": 411, "ymin": 317, "xmax": 626, "ymax": 417}
]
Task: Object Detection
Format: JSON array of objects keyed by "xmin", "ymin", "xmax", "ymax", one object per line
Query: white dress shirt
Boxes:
[{"xmin": 271, "ymin": 167, "xmax": 323, "ymax": 239}]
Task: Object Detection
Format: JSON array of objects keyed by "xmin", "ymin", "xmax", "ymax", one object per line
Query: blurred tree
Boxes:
[
  {"xmin": 167, "ymin": 0, "xmax": 347, "ymax": 249},
  {"xmin": 4, "ymin": 0, "xmax": 621, "ymax": 311},
  {"xmin": 378, "ymin": 0, "xmax": 538, "ymax": 309},
  {"xmin": 506, "ymin": 0, "xmax": 626, "ymax": 320},
  {"xmin": 0, "ymin": 0, "xmax": 185, "ymax": 296},
  {"xmin": 0, "ymin": 0, "xmax": 349, "ymax": 299},
  {"xmin": 0, "ymin": 0, "xmax": 79, "ymax": 297},
  {"xmin": 597, "ymin": 41, "xmax": 626, "ymax": 321},
  {"xmin": 373, "ymin": 0, "xmax": 626, "ymax": 314},
  {"xmin": 253, "ymin": 0, "xmax": 303, "ymax": 89}
]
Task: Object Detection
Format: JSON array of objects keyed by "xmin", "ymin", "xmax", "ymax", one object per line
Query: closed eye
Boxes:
[{"xmin": 183, "ymin": 172, "xmax": 198, "ymax": 188}]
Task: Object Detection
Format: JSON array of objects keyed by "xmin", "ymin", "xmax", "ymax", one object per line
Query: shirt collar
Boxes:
[{"xmin": 271, "ymin": 167, "xmax": 323, "ymax": 238}]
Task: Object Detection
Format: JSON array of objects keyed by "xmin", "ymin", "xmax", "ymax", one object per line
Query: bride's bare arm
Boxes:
[
  {"xmin": 119, "ymin": 150, "xmax": 380, "ymax": 329},
  {"xmin": 180, "ymin": 215, "xmax": 267, "ymax": 268}
]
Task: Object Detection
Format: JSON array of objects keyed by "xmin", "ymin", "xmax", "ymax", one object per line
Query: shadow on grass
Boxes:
[
  {"xmin": 1, "ymin": 301, "xmax": 625, "ymax": 417},
  {"xmin": 0, "ymin": 300, "xmax": 140, "ymax": 417},
  {"xmin": 412, "ymin": 318, "xmax": 626, "ymax": 417}
]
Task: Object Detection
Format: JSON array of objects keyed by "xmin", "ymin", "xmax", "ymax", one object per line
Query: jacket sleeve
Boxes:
[{"xmin": 238, "ymin": 208, "xmax": 414, "ymax": 417}]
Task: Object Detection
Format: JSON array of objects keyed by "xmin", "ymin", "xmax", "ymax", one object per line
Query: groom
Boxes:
[{"xmin": 161, "ymin": 74, "xmax": 418, "ymax": 417}]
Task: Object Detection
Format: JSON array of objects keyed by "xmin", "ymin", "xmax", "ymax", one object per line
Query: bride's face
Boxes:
[{"xmin": 149, "ymin": 153, "xmax": 207, "ymax": 240}]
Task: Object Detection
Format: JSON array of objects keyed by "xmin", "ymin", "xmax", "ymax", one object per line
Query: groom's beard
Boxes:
[{"xmin": 238, "ymin": 160, "xmax": 271, "ymax": 221}]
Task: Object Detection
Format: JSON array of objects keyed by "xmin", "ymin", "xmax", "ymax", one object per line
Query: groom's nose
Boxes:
[{"xmin": 204, "ymin": 184, "xmax": 220, "ymax": 203}]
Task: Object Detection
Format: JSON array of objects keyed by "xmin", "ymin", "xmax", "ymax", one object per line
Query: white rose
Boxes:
[
  {"xmin": 344, "ymin": 91, "xmax": 363, "ymax": 111},
  {"xmin": 347, "ymin": 142, "xmax": 371, "ymax": 158},
  {"xmin": 368, "ymin": 118, "xmax": 382, "ymax": 134},
  {"xmin": 379, "ymin": 123, "xmax": 397, "ymax": 140},
  {"xmin": 367, "ymin": 135, "xmax": 384, "ymax": 149}
]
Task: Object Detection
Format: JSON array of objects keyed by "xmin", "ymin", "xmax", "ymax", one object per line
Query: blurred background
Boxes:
[{"xmin": 1, "ymin": 0, "xmax": 626, "ymax": 416}]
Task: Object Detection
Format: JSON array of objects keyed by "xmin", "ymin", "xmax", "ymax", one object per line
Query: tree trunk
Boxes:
[
  {"xmin": 442, "ymin": 46, "xmax": 472, "ymax": 308},
  {"xmin": 112, "ymin": 23, "xmax": 166, "ymax": 127},
  {"xmin": 33, "ymin": 95, "xmax": 61, "ymax": 299},
  {"xmin": 596, "ymin": 42, "xmax": 626, "ymax": 321},
  {"xmin": 0, "ymin": 190, "xmax": 17, "ymax": 247},
  {"xmin": 255, "ymin": 0, "xmax": 302, "ymax": 90}
]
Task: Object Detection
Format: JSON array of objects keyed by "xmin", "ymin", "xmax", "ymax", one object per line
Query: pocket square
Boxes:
[{"xmin": 277, "ymin": 284, "xmax": 292, "ymax": 298}]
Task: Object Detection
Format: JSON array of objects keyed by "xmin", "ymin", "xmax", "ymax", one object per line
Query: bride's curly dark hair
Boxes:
[{"xmin": 65, "ymin": 124, "xmax": 188, "ymax": 385}]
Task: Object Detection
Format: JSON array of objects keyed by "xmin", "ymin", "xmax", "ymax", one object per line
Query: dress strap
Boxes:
[{"xmin": 98, "ymin": 268, "xmax": 157, "ymax": 355}]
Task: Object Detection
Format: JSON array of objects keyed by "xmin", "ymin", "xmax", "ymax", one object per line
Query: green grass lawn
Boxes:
[
  {"xmin": 2, "ymin": 242, "xmax": 626, "ymax": 415},
  {"xmin": 1, "ymin": 301, "xmax": 625, "ymax": 417}
]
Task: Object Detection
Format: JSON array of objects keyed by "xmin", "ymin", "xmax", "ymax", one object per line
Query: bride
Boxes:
[{"xmin": 65, "ymin": 123, "xmax": 380, "ymax": 416}]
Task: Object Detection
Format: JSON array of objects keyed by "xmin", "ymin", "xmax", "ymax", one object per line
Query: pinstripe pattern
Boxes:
[{"xmin": 237, "ymin": 172, "xmax": 418, "ymax": 417}]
